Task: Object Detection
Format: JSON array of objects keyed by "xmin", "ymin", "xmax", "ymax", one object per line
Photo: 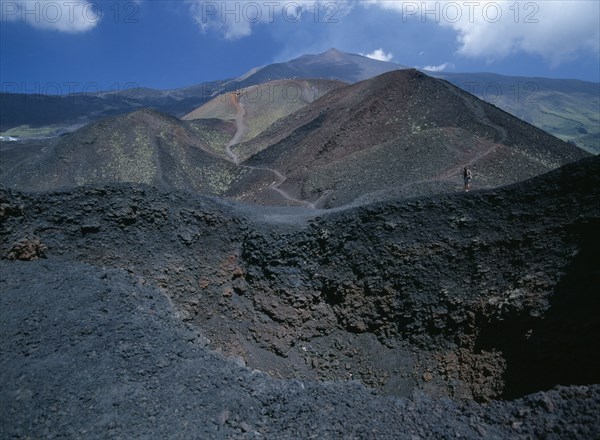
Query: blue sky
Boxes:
[{"xmin": 1, "ymin": 0, "xmax": 599, "ymax": 93}]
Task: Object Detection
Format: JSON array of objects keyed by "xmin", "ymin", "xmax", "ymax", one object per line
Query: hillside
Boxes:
[
  {"xmin": 183, "ymin": 79, "xmax": 346, "ymax": 148},
  {"xmin": 431, "ymin": 72, "xmax": 600, "ymax": 153},
  {"xmin": 1, "ymin": 155, "xmax": 599, "ymax": 437},
  {"xmin": 1, "ymin": 48, "xmax": 402, "ymax": 138},
  {"xmin": 0, "ymin": 109, "xmax": 241, "ymax": 195},
  {"xmin": 228, "ymin": 70, "xmax": 590, "ymax": 208}
]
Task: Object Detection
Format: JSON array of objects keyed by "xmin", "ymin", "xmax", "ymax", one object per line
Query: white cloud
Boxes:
[
  {"xmin": 361, "ymin": 48, "xmax": 394, "ymax": 62},
  {"xmin": 422, "ymin": 62, "xmax": 452, "ymax": 72},
  {"xmin": 364, "ymin": 1, "xmax": 600, "ymax": 66},
  {"xmin": 0, "ymin": 0, "xmax": 100, "ymax": 33},
  {"xmin": 186, "ymin": 0, "xmax": 354, "ymax": 41},
  {"xmin": 188, "ymin": 0, "xmax": 251, "ymax": 40}
]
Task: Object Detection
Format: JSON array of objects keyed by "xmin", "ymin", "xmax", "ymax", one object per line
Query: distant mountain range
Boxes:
[
  {"xmin": 0, "ymin": 79, "xmax": 228, "ymax": 137},
  {"xmin": 2, "ymin": 48, "xmax": 598, "ymax": 153}
]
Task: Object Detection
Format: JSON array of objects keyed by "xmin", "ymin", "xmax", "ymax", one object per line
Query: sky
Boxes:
[{"xmin": 1, "ymin": 0, "xmax": 599, "ymax": 93}]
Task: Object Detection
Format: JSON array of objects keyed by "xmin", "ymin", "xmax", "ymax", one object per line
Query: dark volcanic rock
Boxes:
[
  {"xmin": 2, "ymin": 260, "xmax": 599, "ymax": 439},
  {"xmin": 1, "ymin": 156, "xmax": 599, "ymax": 438},
  {"xmin": 231, "ymin": 156, "xmax": 600, "ymax": 401}
]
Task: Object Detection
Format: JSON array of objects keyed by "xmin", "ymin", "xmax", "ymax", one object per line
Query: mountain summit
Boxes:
[{"xmin": 233, "ymin": 48, "xmax": 409, "ymax": 86}]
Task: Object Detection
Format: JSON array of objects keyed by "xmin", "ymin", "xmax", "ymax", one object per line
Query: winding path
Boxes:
[
  {"xmin": 226, "ymin": 93, "xmax": 316, "ymax": 209},
  {"xmin": 436, "ymin": 82, "xmax": 511, "ymax": 182},
  {"xmin": 351, "ymin": 86, "xmax": 508, "ymax": 204},
  {"xmin": 225, "ymin": 84, "xmax": 507, "ymax": 208}
]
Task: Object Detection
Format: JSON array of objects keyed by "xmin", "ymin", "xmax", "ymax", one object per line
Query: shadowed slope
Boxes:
[{"xmin": 430, "ymin": 71, "xmax": 600, "ymax": 153}]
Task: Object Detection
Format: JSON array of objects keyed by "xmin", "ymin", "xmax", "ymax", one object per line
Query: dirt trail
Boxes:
[
  {"xmin": 249, "ymin": 166, "xmax": 316, "ymax": 209},
  {"xmin": 385, "ymin": 83, "xmax": 507, "ymax": 196},
  {"xmin": 441, "ymin": 143, "xmax": 499, "ymax": 180},
  {"xmin": 227, "ymin": 93, "xmax": 317, "ymax": 209},
  {"xmin": 225, "ymin": 94, "xmax": 244, "ymax": 164},
  {"xmin": 350, "ymin": 137, "xmax": 501, "ymax": 207},
  {"xmin": 431, "ymin": 83, "xmax": 510, "ymax": 185},
  {"xmin": 444, "ymin": 82, "xmax": 509, "ymax": 144}
]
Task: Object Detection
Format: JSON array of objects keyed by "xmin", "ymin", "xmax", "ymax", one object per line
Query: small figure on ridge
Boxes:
[{"xmin": 464, "ymin": 166, "xmax": 473, "ymax": 192}]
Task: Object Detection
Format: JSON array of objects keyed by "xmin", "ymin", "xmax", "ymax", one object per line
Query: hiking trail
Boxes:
[{"xmin": 227, "ymin": 93, "xmax": 316, "ymax": 209}]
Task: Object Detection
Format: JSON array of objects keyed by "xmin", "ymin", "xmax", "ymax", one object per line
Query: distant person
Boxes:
[{"xmin": 464, "ymin": 167, "xmax": 473, "ymax": 192}]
